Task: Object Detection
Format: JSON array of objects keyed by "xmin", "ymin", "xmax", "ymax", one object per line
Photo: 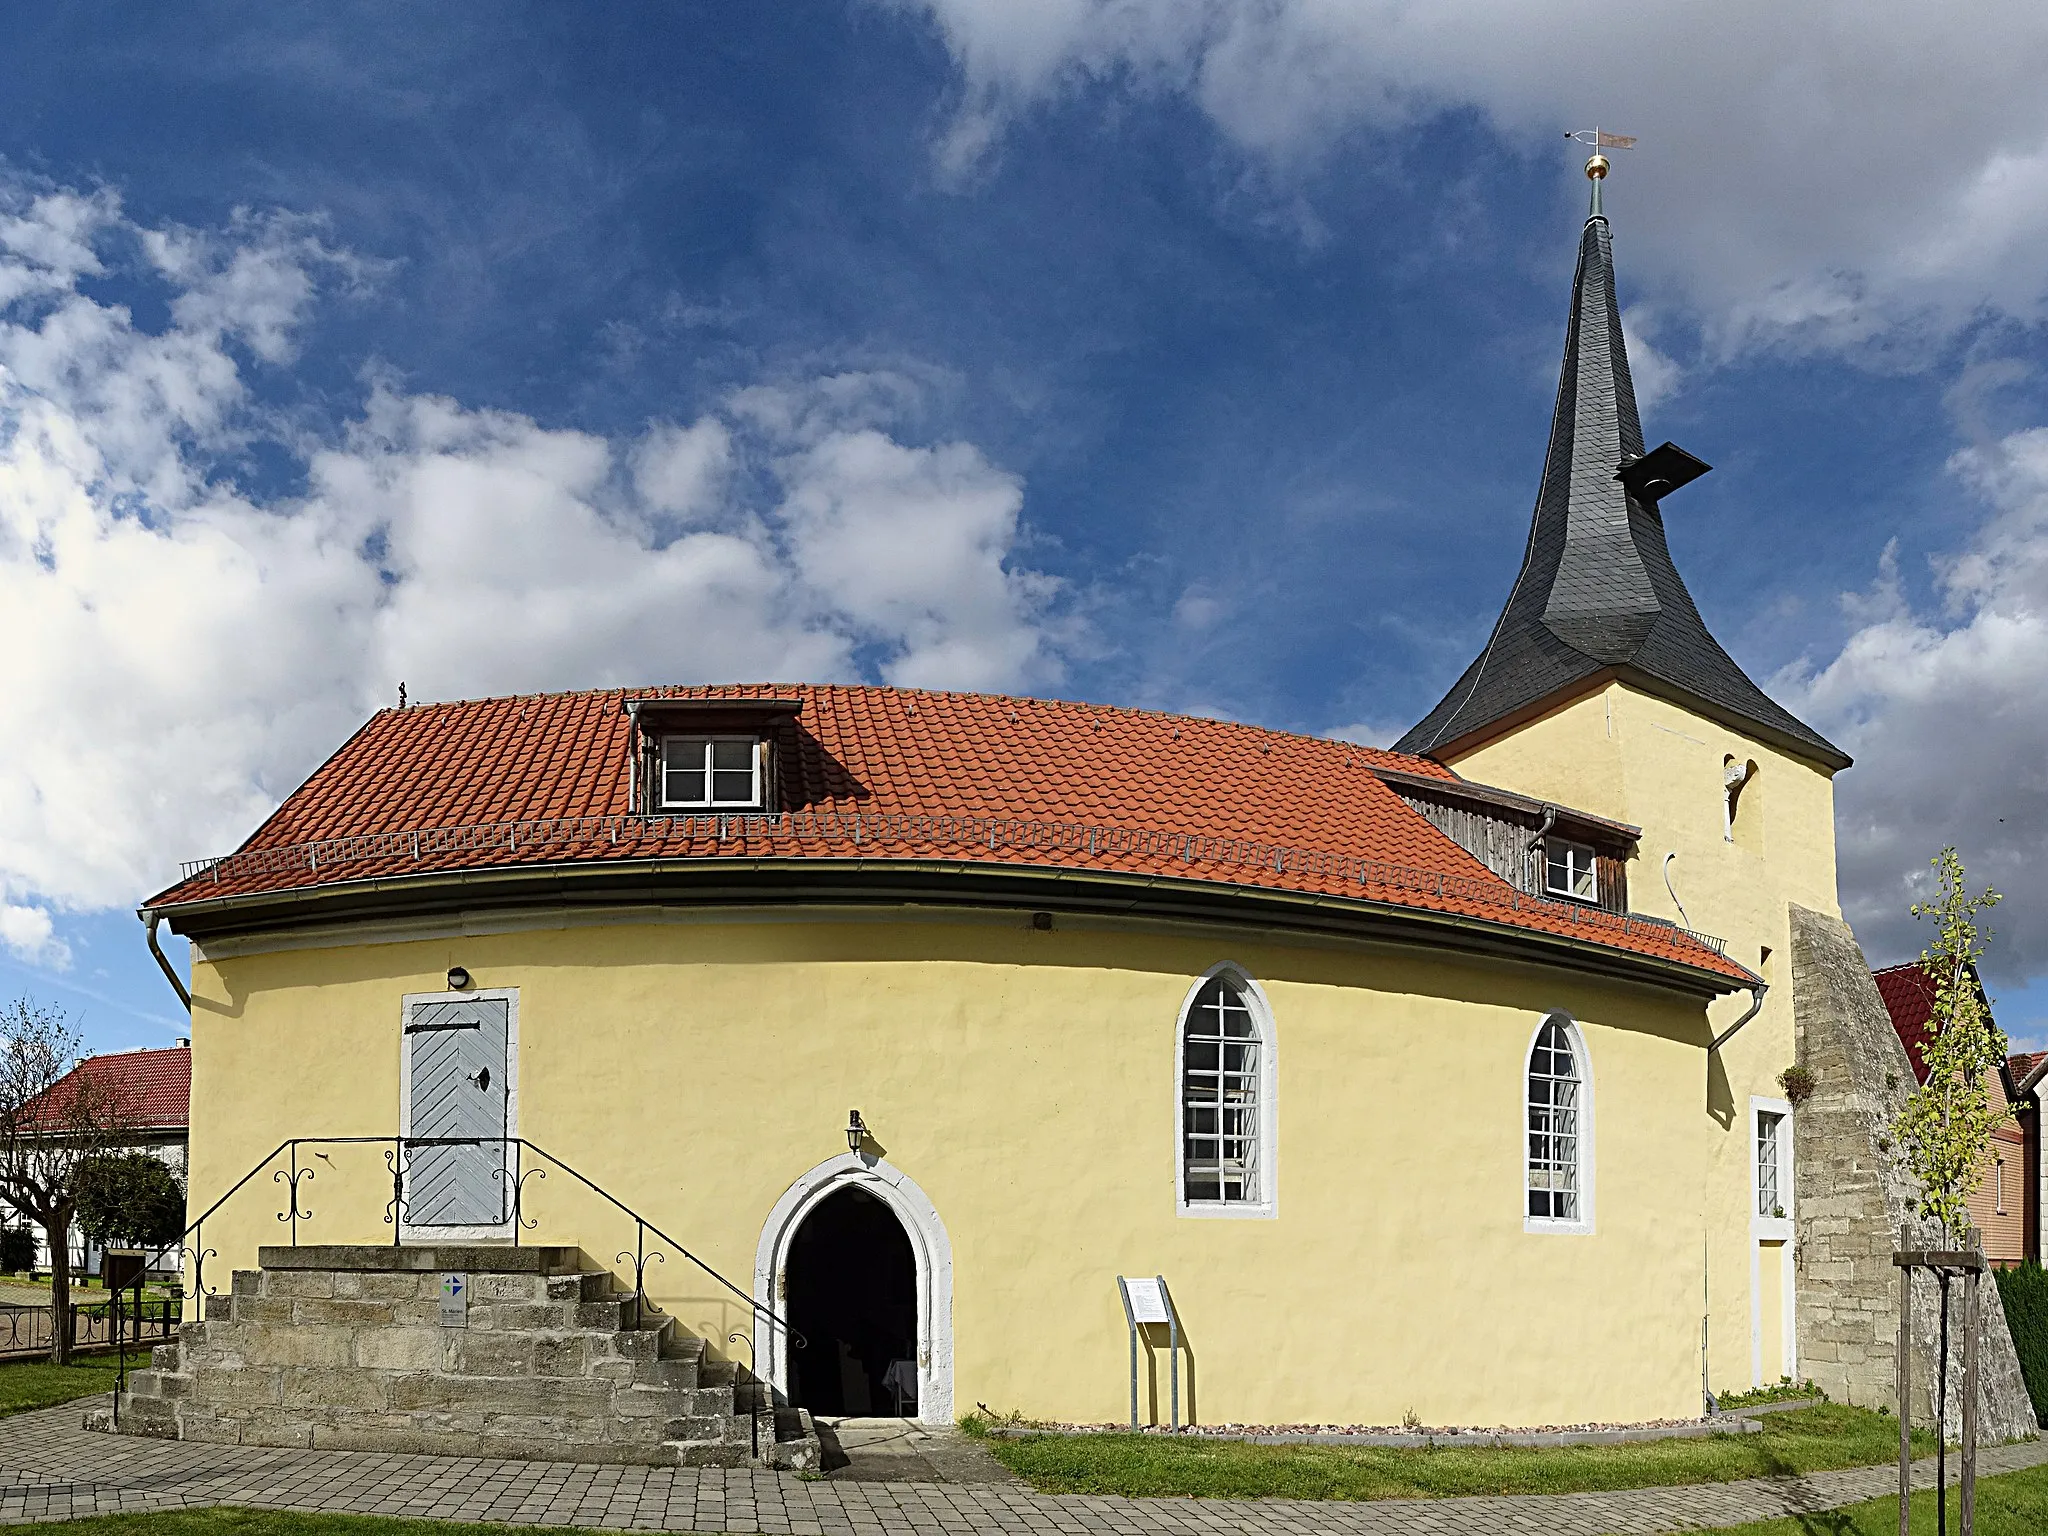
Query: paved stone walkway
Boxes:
[{"xmin": 0, "ymin": 1399, "xmax": 2037, "ymax": 1535}]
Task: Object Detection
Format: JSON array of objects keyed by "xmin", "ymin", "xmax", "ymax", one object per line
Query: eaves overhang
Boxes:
[
  {"xmin": 146, "ymin": 855, "xmax": 1753, "ymax": 1001},
  {"xmin": 1368, "ymin": 765, "xmax": 1642, "ymax": 844},
  {"xmin": 1419, "ymin": 664, "xmax": 1854, "ymax": 776}
]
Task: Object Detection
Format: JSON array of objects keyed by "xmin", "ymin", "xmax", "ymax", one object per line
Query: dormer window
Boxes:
[
  {"xmin": 661, "ymin": 735, "xmax": 763, "ymax": 809},
  {"xmin": 1545, "ymin": 838, "xmax": 1597, "ymax": 902}
]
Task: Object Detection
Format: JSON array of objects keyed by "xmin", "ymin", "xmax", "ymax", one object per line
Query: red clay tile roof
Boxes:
[
  {"xmin": 2010, "ymin": 1051, "xmax": 2048, "ymax": 1095},
  {"xmin": 1874, "ymin": 961, "xmax": 2011, "ymax": 1087},
  {"xmin": 25, "ymin": 1046, "xmax": 190, "ymax": 1134},
  {"xmin": 147, "ymin": 684, "xmax": 1749, "ymax": 985},
  {"xmin": 1874, "ymin": 963, "xmax": 1940, "ymax": 1082}
]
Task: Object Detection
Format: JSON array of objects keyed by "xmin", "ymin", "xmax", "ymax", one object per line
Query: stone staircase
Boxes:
[{"xmin": 87, "ymin": 1244, "xmax": 818, "ymax": 1469}]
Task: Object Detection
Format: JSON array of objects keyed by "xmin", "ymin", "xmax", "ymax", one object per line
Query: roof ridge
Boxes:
[{"xmin": 370, "ymin": 681, "xmax": 1437, "ymax": 766}]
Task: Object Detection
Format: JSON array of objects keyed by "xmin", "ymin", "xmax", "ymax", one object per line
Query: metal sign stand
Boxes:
[{"xmin": 1116, "ymin": 1275, "xmax": 1180, "ymax": 1430}]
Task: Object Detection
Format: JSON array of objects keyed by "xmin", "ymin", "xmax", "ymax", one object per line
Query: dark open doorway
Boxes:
[{"xmin": 785, "ymin": 1186, "xmax": 919, "ymax": 1417}]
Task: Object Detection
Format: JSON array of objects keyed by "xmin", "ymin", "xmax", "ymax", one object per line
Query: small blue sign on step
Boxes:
[{"xmin": 439, "ymin": 1272, "xmax": 468, "ymax": 1328}]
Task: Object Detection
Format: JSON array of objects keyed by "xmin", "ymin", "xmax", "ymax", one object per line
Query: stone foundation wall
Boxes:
[
  {"xmin": 98, "ymin": 1244, "xmax": 814, "ymax": 1467},
  {"xmin": 1790, "ymin": 905, "xmax": 2037, "ymax": 1439}
]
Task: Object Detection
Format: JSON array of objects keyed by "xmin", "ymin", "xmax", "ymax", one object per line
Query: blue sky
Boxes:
[{"xmin": 4, "ymin": 2, "xmax": 2048, "ymax": 1053}]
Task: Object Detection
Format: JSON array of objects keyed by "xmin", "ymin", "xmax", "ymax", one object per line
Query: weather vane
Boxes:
[{"xmin": 1565, "ymin": 127, "xmax": 1636, "ymax": 215}]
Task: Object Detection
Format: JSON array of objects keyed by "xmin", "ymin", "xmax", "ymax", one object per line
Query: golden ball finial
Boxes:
[{"xmin": 1585, "ymin": 154, "xmax": 1610, "ymax": 180}]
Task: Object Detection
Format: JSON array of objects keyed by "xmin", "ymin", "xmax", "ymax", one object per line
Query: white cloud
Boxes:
[
  {"xmin": 1323, "ymin": 720, "xmax": 1400, "ymax": 750},
  {"xmin": 0, "ymin": 176, "xmax": 1072, "ymax": 934},
  {"xmin": 1789, "ymin": 426, "xmax": 2048, "ymax": 978},
  {"xmin": 0, "ymin": 902, "xmax": 67, "ymax": 968},
  {"xmin": 630, "ymin": 419, "xmax": 733, "ymax": 523},
  {"xmin": 1620, "ymin": 306, "xmax": 1682, "ymax": 413},
  {"xmin": 893, "ymin": 0, "xmax": 2048, "ymax": 349}
]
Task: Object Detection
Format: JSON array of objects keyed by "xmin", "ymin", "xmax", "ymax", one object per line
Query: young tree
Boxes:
[
  {"xmin": 1888, "ymin": 850, "xmax": 2009, "ymax": 1536},
  {"xmin": 0, "ymin": 1000, "xmax": 138, "ymax": 1363},
  {"xmin": 1890, "ymin": 849, "xmax": 2010, "ymax": 1243},
  {"xmin": 75, "ymin": 1153, "xmax": 186, "ymax": 1252}
]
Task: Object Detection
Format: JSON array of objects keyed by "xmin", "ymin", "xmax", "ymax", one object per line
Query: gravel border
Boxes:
[{"xmin": 988, "ymin": 1417, "xmax": 1771, "ymax": 1448}]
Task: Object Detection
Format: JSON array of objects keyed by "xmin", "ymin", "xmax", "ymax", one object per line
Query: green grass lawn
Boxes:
[
  {"xmin": 1692, "ymin": 1461, "xmax": 2048, "ymax": 1533},
  {"xmin": 976, "ymin": 1405, "xmax": 1938, "ymax": 1500},
  {"xmin": 0, "ymin": 1357, "xmax": 124, "ymax": 1416}
]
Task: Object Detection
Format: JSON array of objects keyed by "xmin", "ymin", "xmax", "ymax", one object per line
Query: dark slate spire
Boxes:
[{"xmin": 1397, "ymin": 177, "xmax": 1850, "ymax": 772}]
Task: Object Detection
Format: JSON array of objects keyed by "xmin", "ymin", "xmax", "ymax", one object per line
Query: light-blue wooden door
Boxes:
[{"xmin": 404, "ymin": 997, "xmax": 509, "ymax": 1226}]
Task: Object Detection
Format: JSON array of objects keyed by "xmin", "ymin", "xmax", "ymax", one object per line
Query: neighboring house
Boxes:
[
  {"xmin": 6, "ymin": 1044, "xmax": 190, "ymax": 1277},
  {"xmin": 143, "ymin": 164, "xmax": 1949, "ymax": 1431},
  {"xmin": 1873, "ymin": 963, "xmax": 2042, "ymax": 1267}
]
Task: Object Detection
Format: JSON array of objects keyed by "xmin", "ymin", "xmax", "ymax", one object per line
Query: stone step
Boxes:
[
  {"xmin": 92, "ymin": 1245, "xmax": 795, "ymax": 1468},
  {"xmin": 259, "ymin": 1244, "xmax": 583, "ymax": 1275},
  {"xmin": 668, "ymin": 1437, "xmax": 750, "ymax": 1467}
]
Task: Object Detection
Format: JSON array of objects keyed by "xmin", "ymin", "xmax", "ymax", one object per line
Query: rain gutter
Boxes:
[{"xmin": 144, "ymin": 856, "xmax": 1751, "ymax": 1002}]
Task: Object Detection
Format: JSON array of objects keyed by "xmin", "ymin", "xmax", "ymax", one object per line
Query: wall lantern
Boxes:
[
  {"xmin": 446, "ymin": 966, "xmax": 472, "ymax": 991},
  {"xmin": 846, "ymin": 1109, "xmax": 867, "ymax": 1153}
]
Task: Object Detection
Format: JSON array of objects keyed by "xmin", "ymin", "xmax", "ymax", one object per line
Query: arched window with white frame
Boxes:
[
  {"xmin": 1526, "ymin": 1013, "xmax": 1594, "ymax": 1232},
  {"xmin": 1177, "ymin": 967, "xmax": 1277, "ymax": 1218}
]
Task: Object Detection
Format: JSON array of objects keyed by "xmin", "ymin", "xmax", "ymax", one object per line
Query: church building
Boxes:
[{"xmin": 138, "ymin": 159, "xmax": 2004, "ymax": 1447}]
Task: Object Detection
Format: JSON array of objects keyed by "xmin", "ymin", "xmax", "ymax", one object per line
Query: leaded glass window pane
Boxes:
[
  {"xmin": 1183, "ymin": 975, "xmax": 1259, "ymax": 1204},
  {"xmin": 1527, "ymin": 1018, "xmax": 1581, "ymax": 1221}
]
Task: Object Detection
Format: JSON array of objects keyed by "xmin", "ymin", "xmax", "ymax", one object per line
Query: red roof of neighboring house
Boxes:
[
  {"xmin": 1874, "ymin": 963, "xmax": 1941, "ymax": 1083},
  {"xmin": 24, "ymin": 1046, "xmax": 190, "ymax": 1134},
  {"xmin": 1874, "ymin": 961, "xmax": 2019, "ymax": 1092},
  {"xmin": 146, "ymin": 684, "xmax": 1749, "ymax": 985},
  {"xmin": 2011, "ymin": 1051, "xmax": 2048, "ymax": 1095}
]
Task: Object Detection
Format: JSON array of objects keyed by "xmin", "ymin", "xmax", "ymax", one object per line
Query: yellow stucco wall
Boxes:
[
  {"xmin": 187, "ymin": 911, "xmax": 1730, "ymax": 1428},
  {"xmin": 1448, "ymin": 679, "xmax": 1841, "ymax": 1394}
]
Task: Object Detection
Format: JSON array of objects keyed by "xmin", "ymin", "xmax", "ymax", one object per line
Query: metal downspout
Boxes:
[
  {"xmin": 142, "ymin": 910, "xmax": 191, "ymax": 1011},
  {"xmin": 1709, "ymin": 982, "xmax": 1766, "ymax": 1053},
  {"xmin": 1523, "ymin": 806, "xmax": 1558, "ymax": 890}
]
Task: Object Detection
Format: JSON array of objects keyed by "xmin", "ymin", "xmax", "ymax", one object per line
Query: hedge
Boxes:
[{"xmin": 1995, "ymin": 1261, "xmax": 2048, "ymax": 1424}]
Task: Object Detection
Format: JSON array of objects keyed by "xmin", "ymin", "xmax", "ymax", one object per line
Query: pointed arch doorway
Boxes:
[{"xmin": 755, "ymin": 1155, "xmax": 954, "ymax": 1424}]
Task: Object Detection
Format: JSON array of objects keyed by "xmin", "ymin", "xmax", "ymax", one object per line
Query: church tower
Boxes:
[{"xmin": 1399, "ymin": 154, "xmax": 1851, "ymax": 1394}]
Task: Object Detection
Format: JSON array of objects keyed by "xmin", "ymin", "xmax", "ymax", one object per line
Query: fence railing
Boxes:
[
  {"xmin": 176, "ymin": 809, "xmax": 1729, "ymax": 958},
  {"xmin": 0, "ymin": 1295, "xmax": 178, "ymax": 1362},
  {"xmin": 153, "ymin": 1136, "xmax": 797, "ymax": 1341}
]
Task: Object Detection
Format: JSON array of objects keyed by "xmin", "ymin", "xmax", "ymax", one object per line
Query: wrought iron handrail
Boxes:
[
  {"xmin": 175, "ymin": 808, "xmax": 1729, "ymax": 958},
  {"xmin": 142, "ymin": 1135, "xmax": 800, "ymax": 1343}
]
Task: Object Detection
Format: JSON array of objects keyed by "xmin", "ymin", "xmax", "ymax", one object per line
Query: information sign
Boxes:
[
  {"xmin": 1115, "ymin": 1275, "xmax": 1180, "ymax": 1429},
  {"xmin": 439, "ymin": 1272, "xmax": 468, "ymax": 1328},
  {"xmin": 1123, "ymin": 1277, "xmax": 1170, "ymax": 1324}
]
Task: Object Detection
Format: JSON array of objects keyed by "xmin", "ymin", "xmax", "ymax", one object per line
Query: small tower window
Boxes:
[
  {"xmin": 1544, "ymin": 839, "xmax": 1597, "ymax": 901},
  {"xmin": 661, "ymin": 735, "xmax": 762, "ymax": 808},
  {"xmin": 1756, "ymin": 1110, "xmax": 1784, "ymax": 1217}
]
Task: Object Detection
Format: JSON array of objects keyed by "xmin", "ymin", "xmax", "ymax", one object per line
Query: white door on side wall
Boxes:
[{"xmin": 402, "ymin": 993, "xmax": 513, "ymax": 1229}]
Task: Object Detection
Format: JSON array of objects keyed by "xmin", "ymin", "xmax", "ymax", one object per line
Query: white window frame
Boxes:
[
  {"xmin": 1174, "ymin": 963, "xmax": 1279, "ymax": 1220},
  {"xmin": 1748, "ymin": 1094, "xmax": 1796, "ymax": 1387},
  {"xmin": 659, "ymin": 734, "xmax": 763, "ymax": 809},
  {"xmin": 1749, "ymin": 1097, "xmax": 1793, "ymax": 1242},
  {"xmin": 1544, "ymin": 838, "xmax": 1598, "ymax": 902},
  {"xmin": 1524, "ymin": 1012, "xmax": 1595, "ymax": 1235},
  {"xmin": 1996, "ymin": 1156, "xmax": 2006, "ymax": 1215}
]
